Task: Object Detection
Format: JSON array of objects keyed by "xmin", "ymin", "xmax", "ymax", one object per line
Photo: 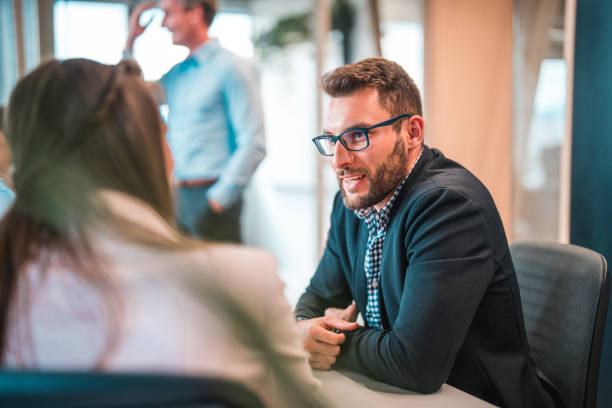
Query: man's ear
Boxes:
[
  {"xmin": 404, "ymin": 115, "xmax": 424, "ymax": 149},
  {"xmin": 188, "ymin": 6, "xmax": 205, "ymax": 26}
]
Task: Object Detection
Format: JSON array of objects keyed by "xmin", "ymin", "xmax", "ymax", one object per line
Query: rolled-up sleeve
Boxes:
[
  {"xmin": 295, "ymin": 194, "xmax": 355, "ymax": 319},
  {"xmin": 206, "ymin": 60, "xmax": 266, "ymax": 207}
]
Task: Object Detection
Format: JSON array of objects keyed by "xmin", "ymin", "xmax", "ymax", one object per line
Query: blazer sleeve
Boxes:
[
  {"xmin": 295, "ymin": 193, "xmax": 354, "ymax": 319},
  {"xmin": 335, "ymin": 187, "xmax": 496, "ymax": 393}
]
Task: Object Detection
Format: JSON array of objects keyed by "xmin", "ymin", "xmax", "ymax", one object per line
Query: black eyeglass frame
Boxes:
[{"xmin": 312, "ymin": 113, "xmax": 413, "ymax": 157}]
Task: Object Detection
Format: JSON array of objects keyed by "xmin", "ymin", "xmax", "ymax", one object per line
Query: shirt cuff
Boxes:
[
  {"xmin": 121, "ymin": 49, "xmax": 134, "ymax": 60},
  {"xmin": 206, "ymin": 181, "xmax": 241, "ymax": 208}
]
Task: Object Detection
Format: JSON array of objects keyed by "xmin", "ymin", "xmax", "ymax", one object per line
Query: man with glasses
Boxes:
[{"xmin": 295, "ymin": 58, "xmax": 559, "ymax": 408}]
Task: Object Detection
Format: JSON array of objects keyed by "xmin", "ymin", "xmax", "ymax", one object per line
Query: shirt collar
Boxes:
[
  {"xmin": 355, "ymin": 177, "xmax": 408, "ymax": 233},
  {"xmin": 186, "ymin": 39, "xmax": 219, "ymax": 66},
  {"xmin": 354, "ymin": 145, "xmax": 425, "ymax": 232}
]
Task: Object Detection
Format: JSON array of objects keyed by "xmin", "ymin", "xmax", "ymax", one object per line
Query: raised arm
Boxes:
[
  {"xmin": 124, "ymin": 2, "xmax": 156, "ymax": 54},
  {"xmin": 122, "ymin": 2, "xmax": 165, "ymax": 105}
]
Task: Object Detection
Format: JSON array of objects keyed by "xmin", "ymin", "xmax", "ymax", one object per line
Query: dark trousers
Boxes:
[{"xmin": 175, "ymin": 185, "xmax": 242, "ymax": 243}]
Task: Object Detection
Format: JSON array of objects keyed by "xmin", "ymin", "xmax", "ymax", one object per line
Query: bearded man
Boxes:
[{"xmin": 294, "ymin": 57, "xmax": 560, "ymax": 408}]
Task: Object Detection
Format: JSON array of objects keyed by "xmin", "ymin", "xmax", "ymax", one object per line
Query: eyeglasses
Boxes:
[{"xmin": 312, "ymin": 113, "xmax": 413, "ymax": 157}]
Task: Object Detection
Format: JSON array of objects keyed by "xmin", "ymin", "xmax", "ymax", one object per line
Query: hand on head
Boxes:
[{"xmin": 125, "ymin": 2, "xmax": 157, "ymax": 51}]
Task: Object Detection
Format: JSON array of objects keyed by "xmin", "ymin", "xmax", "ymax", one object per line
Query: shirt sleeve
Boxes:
[
  {"xmin": 335, "ymin": 187, "xmax": 496, "ymax": 394},
  {"xmin": 157, "ymin": 68, "xmax": 174, "ymax": 105},
  {"xmin": 206, "ymin": 58, "xmax": 266, "ymax": 208}
]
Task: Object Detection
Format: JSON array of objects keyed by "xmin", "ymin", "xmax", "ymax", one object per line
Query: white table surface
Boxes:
[{"xmin": 315, "ymin": 369, "xmax": 496, "ymax": 408}]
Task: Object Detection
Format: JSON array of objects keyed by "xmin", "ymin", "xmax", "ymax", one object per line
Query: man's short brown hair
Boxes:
[
  {"xmin": 320, "ymin": 57, "xmax": 422, "ymax": 130},
  {"xmin": 180, "ymin": 0, "xmax": 217, "ymax": 26}
]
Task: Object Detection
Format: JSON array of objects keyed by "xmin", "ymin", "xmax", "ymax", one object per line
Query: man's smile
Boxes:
[{"xmin": 337, "ymin": 171, "xmax": 368, "ymax": 191}]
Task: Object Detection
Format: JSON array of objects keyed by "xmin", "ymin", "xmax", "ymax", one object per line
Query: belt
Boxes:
[{"xmin": 175, "ymin": 178, "xmax": 218, "ymax": 188}]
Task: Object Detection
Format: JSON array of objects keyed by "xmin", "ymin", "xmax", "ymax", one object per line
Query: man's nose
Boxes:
[{"xmin": 331, "ymin": 141, "xmax": 353, "ymax": 169}]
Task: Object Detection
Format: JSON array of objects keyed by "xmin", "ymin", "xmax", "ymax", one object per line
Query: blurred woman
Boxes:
[{"xmin": 0, "ymin": 59, "xmax": 320, "ymax": 407}]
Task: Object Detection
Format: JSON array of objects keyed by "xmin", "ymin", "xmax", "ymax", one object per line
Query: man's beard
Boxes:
[{"xmin": 337, "ymin": 137, "xmax": 409, "ymax": 211}]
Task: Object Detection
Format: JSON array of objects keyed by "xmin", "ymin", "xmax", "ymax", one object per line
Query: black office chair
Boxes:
[
  {"xmin": 0, "ymin": 371, "xmax": 265, "ymax": 408},
  {"xmin": 510, "ymin": 242, "xmax": 610, "ymax": 408}
]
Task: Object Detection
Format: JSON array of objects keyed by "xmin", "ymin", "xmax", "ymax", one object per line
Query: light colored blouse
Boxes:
[{"xmin": 4, "ymin": 191, "xmax": 319, "ymax": 407}]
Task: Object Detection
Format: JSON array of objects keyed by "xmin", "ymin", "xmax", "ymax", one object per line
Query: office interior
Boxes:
[{"xmin": 0, "ymin": 0, "xmax": 610, "ymax": 406}]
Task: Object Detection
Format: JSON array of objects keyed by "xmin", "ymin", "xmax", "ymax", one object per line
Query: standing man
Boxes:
[
  {"xmin": 295, "ymin": 58, "xmax": 560, "ymax": 408},
  {"xmin": 124, "ymin": 0, "xmax": 265, "ymax": 242}
]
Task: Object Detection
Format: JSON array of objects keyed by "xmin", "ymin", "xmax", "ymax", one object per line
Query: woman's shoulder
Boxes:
[
  {"xmin": 190, "ymin": 244, "xmax": 279, "ymax": 291},
  {"xmin": 204, "ymin": 244, "xmax": 277, "ymax": 272},
  {"xmin": 177, "ymin": 244, "xmax": 283, "ymax": 315}
]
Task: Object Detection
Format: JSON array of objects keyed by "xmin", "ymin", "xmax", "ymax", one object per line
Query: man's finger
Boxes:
[
  {"xmin": 342, "ymin": 303, "xmax": 359, "ymax": 322},
  {"xmin": 136, "ymin": 3, "xmax": 157, "ymax": 27},
  {"xmin": 304, "ymin": 337, "xmax": 341, "ymax": 356},
  {"xmin": 310, "ymin": 361, "xmax": 332, "ymax": 371},
  {"xmin": 136, "ymin": 1, "xmax": 157, "ymax": 13},
  {"xmin": 309, "ymin": 323, "xmax": 346, "ymax": 345},
  {"xmin": 323, "ymin": 316, "xmax": 360, "ymax": 332},
  {"xmin": 324, "ymin": 307, "xmax": 344, "ymax": 318},
  {"xmin": 141, "ymin": 14, "xmax": 154, "ymax": 28},
  {"xmin": 309, "ymin": 352, "xmax": 336, "ymax": 366},
  {"xmin": 324, "ymin": 303, "xmax": 359, "ymax": 321},
  {"xmin": 308, "ymin": 352, "xmax": 336, "ymax": 370}
]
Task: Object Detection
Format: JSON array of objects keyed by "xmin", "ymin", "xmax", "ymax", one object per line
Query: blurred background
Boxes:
[{"xmin": 0, "ymin": 0, "xmax": 610, "ymax": 405}]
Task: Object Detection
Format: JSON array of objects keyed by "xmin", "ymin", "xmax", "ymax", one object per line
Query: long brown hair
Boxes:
[
  {"xmin": 0, "ymin": 58, "xmax": 324, "ymax": 407},
  {"xmin": 0, "ymin": 58, "xmax": 173, "ymax": 360}
]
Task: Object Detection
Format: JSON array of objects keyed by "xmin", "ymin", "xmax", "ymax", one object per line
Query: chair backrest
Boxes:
[
  {"xmin": 510, "ymin": 241, "xmax": 610, "ymax": 408},
  {"xmin": 0, "ymin": 371, "xmax": 265, "ymax": 408}
]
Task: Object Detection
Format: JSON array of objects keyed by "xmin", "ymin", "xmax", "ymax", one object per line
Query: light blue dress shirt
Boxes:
[
  {"xmin": 159, "ymin": 39, "xmax": 266, "ymax": 208},
  {"xmin": 0, "ymin": 178, "xmax": 15, "ymax": 217}
]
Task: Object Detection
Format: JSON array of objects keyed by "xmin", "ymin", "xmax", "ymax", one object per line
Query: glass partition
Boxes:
[{"xmin": 512, "ymin": 0, "xmax": 567, "ymax": 242}]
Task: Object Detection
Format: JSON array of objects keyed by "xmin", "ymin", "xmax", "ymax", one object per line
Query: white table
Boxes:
[{"xmin": 315, "ymin": 369, "xmax": 496, "ymax": 408}]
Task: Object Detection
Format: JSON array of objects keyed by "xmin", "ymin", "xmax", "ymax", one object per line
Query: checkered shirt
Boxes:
[
  {"xmin": 355, "ymin": 177, "xmax": 408, "ymax": 330},
  {"xmin": 354, "ymin": 147, "xmax": 424, "ymax": 330}
]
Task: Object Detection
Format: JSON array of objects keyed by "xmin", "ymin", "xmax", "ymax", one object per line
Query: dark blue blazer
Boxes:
[{"xmin": 296, "ymin": 146, "xmax": 559, "ymax": 408}]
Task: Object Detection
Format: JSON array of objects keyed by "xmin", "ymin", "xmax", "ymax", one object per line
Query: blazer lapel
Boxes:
[{"xmin": 352, "ymin": 222, "xmax": 369, "ymax": 317}]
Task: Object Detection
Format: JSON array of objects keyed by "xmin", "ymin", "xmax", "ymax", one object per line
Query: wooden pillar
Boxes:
[
  {"xmin": 425, "ymin": 0, "xmax": 513, "ymax": 237},
  {"xmin": 37, "ymin": 0, "xmax": 54, "ymax": 62},
  {"xmin": 315, "ymin": 0, "xmax": 331, "ymax": 253},
  {"xmin": 11, "ymin": 0, "xmax": 25, "ymax": 77}
]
